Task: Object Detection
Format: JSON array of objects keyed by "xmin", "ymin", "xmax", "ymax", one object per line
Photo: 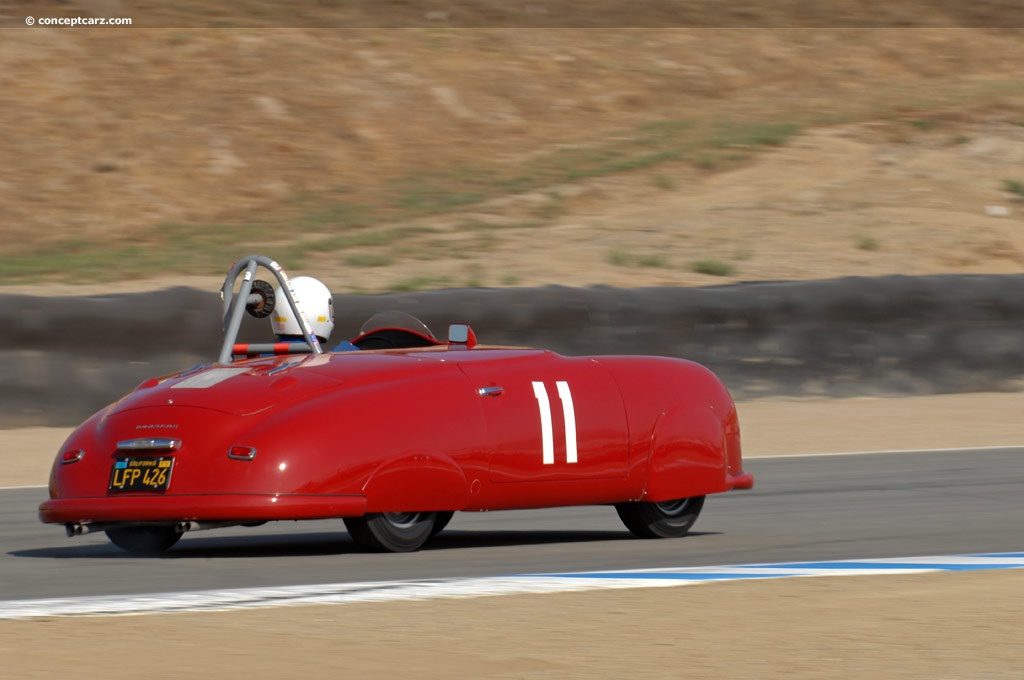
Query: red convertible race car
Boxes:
[{"xmin": 39, "ymin": 255, "xmax": 753, "ymax": 553}]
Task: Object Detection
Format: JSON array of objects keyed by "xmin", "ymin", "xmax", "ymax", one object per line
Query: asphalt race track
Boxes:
[{"xmin": 2, "ymin": 448, "xmax": 1023, "ymax": 603}]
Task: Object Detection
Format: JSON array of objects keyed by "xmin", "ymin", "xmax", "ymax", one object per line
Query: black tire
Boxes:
[
  {"xmin": 615, "ymin": 495, "xmax": 705, "ymax": 539},
  {"xmin": 105, "ymin": 525, "xmax": 182, "ymax": 554},
  {"xmin": 430, "ymin": 511, "xmax": 454, "ymax": 537},
  {"xmin": 344, "ymin": 512, "xmax": 438, "ymax": 552}
]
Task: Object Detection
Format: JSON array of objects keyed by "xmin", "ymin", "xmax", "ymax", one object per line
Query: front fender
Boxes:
[
  {"xmin": 362, "ymin": 452, "xmax": 469, "ymax": 513},
  {"xmin": 644, "ymin": 403, "xmax": 730, "ymax": 502}
]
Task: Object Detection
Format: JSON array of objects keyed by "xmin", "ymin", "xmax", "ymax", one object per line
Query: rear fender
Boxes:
[
  {"xmin": 362, "ymin": 452, "xmax": 469, "ymax": 513},
  {"xmin": 644, "ymin": 404, "xmax": 729, "ymax": 502}
]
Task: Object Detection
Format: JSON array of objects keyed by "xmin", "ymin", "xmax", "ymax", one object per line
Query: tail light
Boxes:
[
  {"xmin": 60, "ymin": 449, "xmax": 85, "ymax": 465},
  {"xmin": 228, "ymin": 446, "xmax": 257, "ymax": 461}
]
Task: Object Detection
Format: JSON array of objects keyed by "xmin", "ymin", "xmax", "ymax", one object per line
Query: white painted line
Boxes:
[
  {"xmin": 0, "ymin": 577, "xmax": 677, "ymax": 620},
  {"xmin": 757, "ymin": 444, "xmax": 1024, "ymax": 459},
  {"xmin": 1, "ymin": 552, "xmax": 1021, "ymax": 620},
  {"xmin": 0, "ymin": 485, "xmax": 47, "ymax": 491}
]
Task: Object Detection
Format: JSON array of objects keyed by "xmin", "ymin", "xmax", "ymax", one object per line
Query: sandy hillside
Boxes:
[{"xmin": 2, "ymin": 24, "xmax": 1024, "ymax": 293}]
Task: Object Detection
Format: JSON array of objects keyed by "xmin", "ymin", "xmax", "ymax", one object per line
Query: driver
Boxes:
[{"xmin": 270, "ymin": 276, "xmax": 358, "ymax": 351}]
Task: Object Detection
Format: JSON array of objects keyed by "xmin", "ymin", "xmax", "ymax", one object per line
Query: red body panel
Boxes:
[{"xmin": 40, "ymin": 343, "xmax": 752, "ymax": 526}]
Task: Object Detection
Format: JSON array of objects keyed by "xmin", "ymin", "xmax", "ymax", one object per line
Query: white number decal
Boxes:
[
  {"xmin": 532, "ymin": 381, "xmax": 578, "ymax": 465},
  {"xmin": 532, "ymin": 382, "xmax": 554, "ymax": 465},
  {"xmin": 556, "ymin": 381, "xmax": 577, "ymax": 463}
]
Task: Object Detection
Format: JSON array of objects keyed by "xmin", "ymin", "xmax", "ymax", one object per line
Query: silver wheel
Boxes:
[
  {"xmin": 344, "ymin": 512, "xmax": 437, "ymax": 552},
  {"xmin": 654, "ymin": 498, "xmax": 696, "ymax": 516},
  {"xmin": 615, "ymin": 495, "xmax": 705, "ymax": 539}
]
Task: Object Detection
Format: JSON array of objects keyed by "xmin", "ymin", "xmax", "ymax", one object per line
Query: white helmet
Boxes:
[{"xmin": 270, "ymin": 276, "xmax": 334, "ymax": 341}]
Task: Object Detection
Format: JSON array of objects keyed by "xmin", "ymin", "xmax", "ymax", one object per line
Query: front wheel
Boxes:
[
  {"xmin": 344, "ymin": 512, "xmax": 438, "ymax": 552},
  {"xmin": 615, "ymin": 495, "xmax": 705, "ymax": 539},
  {"xmin": 105, "ymin": 525, "xmax": 182, "ymax": 554}
]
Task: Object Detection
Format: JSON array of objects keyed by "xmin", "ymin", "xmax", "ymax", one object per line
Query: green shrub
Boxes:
[
  {"xmin": 1003, "ymin": 179, "xmax": 1024, "ymax": 199},
  {"xmin": 691, "ymin": 260, "xmax": 735, "ymax": 277},
  {"xmin": 857, "ymin": 235, "xmax": 880, "ymax": 251}
]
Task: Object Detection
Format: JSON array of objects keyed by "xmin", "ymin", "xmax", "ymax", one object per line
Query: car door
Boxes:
[{"xmin": 456, "ymin": 350, "xmax": 630, "ymax": 484}]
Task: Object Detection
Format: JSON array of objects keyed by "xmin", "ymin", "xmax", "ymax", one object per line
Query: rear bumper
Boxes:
[
  {"xmin": 727, "ymin": 471, "xmax": 754, "ymax": 490},
  {"xmin": 39, "ymin": 493, "xmax": 367, "ymax": 524}
]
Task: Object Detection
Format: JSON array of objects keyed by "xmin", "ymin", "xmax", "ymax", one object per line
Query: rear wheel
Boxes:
[
  {"xmin": 105, "ymin": 525, "xmax": 182, "ymax": 554},
  {"xmin": 615, "ymin": 495, "xmax": 705, "ymax": 538},
  {"xmin": 344, "ymin": 512, "xmax": 438, "ymax": 552},
  {"xmin": 430, "ymin": 511, "xmax": 454, "ymax": 537}
]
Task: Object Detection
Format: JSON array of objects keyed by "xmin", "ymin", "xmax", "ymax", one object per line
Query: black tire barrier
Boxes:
[{"xmin": 2, "ymin": 274, "xmax": 1023, "ymax": 428}]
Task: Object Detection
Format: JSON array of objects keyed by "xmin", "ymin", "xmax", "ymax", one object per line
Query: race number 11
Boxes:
[{"xmin": 532, "ymin": 381, "xmax": 577, "ymax": 465}]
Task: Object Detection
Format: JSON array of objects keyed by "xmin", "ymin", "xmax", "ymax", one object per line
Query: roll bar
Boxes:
[{"xmin": 218, "ymin": 255, "xmax": 323, "ymax": 364}]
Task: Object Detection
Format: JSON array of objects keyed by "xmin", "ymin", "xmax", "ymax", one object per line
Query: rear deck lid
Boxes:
[{"xmin": 111, "ymin": 360, "xmax": 343, "ymax": 417}]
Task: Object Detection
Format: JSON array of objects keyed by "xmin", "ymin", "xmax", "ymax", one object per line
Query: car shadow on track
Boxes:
[
  {"xmin": 10, "ymin": 532, "xmax": 351, "ymax": 559},
  {"xmin": 428, "ymin": 529, "xmax": 680, "ymax": 550},
  {"xmin": 11, "ymin": 529, "xmax": 719, "ymax": 559}
]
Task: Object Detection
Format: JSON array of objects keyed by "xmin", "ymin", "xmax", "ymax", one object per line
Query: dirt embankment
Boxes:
[{"xmin": 3, "ymin": 25, "xmax": 1024, "ymax": 292}]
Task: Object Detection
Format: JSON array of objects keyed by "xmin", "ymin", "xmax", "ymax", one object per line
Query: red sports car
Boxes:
[{"xmin": 39, "ymin": 255, "xmax": 753, "ymax": 553}]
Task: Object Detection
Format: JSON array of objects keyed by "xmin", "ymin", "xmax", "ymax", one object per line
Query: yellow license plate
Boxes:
[{"xmin": 109, "ymin": 457, "xmax": 173, "ymax": 493}]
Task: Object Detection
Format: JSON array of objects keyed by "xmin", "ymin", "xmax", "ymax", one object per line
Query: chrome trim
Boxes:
[
  {"xmin": 267, "ymin": 360, "xmax": 302, "ymax": 375},
  {"xmin": 477, "ymin": 386, "xmax": 504, "ymax": 397},
  {"xmin": 67, "ymin": 523, "xmax": 100, "ymax": 536},
  {"xmin": 175, "ymin": 520, "xmax": 247, "ymax": 534},
  {"xmin": 116, "ymin": 438, "xmax": 181, "ymax": 451},
  {"xmin": 67, "ymin": 521, "xmax": 174, "ymax": 537}
]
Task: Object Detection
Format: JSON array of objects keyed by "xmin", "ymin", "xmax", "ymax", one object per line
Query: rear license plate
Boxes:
[{"xmin": 109, "ymin": 457, "xmax": 174, "ymax": 493}]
